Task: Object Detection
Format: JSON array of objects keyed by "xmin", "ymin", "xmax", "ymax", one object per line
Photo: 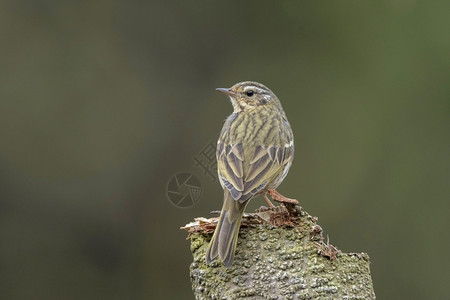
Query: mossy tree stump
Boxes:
[{"xmin": 182, "ymin": 204, "xmax": 376, "ymax": 299}]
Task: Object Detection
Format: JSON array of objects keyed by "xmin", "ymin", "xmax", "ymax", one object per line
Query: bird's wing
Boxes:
[{"xmin": 217, "ymin": 138, "xmax": 293, "ymax": 203}]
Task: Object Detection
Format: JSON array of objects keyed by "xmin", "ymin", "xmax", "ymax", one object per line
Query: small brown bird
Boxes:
[{"xmin": 206, "ymin": 81, "xmax": 297, "ymax": 267}]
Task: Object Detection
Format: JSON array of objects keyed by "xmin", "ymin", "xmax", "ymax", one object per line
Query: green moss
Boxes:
[{"xmin": 188, "ymin": 207, "xmax": 375, "ymax": 299}]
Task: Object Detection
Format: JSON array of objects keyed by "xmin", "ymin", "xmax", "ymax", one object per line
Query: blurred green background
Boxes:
[{"xmin": 0, "ymin": 1, "xmax": 449, "ymax": 299}]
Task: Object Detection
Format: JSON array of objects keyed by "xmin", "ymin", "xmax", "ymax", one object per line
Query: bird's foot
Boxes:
[
  {"xmin": 267, "ymin": 189, "xmax": 299, "ymax": 205},
  {"xmin": 263, "ymin": 194, "xmax": 276, "ymax": 208}
]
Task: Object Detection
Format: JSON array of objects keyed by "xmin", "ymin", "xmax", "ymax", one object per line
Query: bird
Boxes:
[{"xmin": 205, "ymin": 81, "xmax": 297, "ymax": 268}]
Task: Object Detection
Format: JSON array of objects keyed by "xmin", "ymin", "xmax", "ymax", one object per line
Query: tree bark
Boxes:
[{"xmin": 182, "ymin": 204, "xmax": 376, "ymax": 299}]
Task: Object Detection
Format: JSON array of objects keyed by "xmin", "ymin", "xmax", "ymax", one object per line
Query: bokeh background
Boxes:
[{"xmin": 1, "ymin": 1, "xmax": 449, "ymax": 299}]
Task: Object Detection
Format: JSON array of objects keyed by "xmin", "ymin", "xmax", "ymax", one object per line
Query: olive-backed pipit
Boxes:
[{"xmin": 206, "ymin": 81, "xmax": 297, "ymax": 268}]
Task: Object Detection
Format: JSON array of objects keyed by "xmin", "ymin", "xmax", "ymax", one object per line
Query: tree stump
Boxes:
[{"xmin": 182, "ymin": 204, "xmax": 376, "ymax": 299}]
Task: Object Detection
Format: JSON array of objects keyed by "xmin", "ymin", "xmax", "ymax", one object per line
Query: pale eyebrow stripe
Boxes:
[{"xmin": 245, "ymin": 86, "xmax": 269, "ymax": 94}]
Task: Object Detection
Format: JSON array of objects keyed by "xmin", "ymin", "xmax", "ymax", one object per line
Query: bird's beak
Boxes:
[{"xmin": 216, "ymin": 88, "xmax": 235, "ymax": 96}]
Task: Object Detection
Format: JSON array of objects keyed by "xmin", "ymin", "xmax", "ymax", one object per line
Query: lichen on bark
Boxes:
[{"xmin": 183, "ymin": 204, "xmax": 376, "ymax": 299}]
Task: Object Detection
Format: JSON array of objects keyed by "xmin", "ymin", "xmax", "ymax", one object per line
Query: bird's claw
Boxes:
[{"xmin": 267, "ymin": 189, "xmax": 299, "ymax": 205}]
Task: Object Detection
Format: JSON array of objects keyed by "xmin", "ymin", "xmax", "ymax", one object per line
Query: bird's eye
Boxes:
[{"xmin": 246, "ymin": 90, "xmax": 254, "ymax": 97}]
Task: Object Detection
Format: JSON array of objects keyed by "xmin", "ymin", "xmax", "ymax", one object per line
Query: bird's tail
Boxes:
[{"xmin": 205, "ymin": 191, "xmax": 245, "ymax": 268}]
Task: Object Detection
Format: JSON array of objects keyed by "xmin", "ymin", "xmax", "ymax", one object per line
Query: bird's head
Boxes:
[{"xmin": 217, "ymin": 81, "xmax": 281, "ymax": 113}]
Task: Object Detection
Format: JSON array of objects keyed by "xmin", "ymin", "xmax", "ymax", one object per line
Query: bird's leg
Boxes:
[
  {"xmin": 267, "ymin": 189, "xmax": 299, "ymax": 205},
  {"xmin": 263, "ymin": 193, "xmax": 276, "ymax": 208}
]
